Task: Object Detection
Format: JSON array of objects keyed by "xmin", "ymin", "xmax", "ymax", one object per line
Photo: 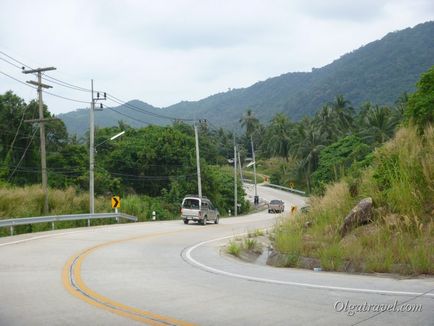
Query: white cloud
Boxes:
[{"xmin": 0, "ymin": 0, "xmax": 433, "ymax": 114}]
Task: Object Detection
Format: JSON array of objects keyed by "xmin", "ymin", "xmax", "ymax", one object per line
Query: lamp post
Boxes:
[
  {"xmin": 251, "ymin": 136, "xmax": 258, "ymax": 205},
  {"xmin": 88, "ymin": 129, "xmax": 125, "ymax": 226}
]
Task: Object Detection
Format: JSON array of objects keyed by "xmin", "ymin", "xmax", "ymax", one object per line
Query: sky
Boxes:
[{"xmin": 0, "ymin": 0, "xmax": 433, "ymax": 115}]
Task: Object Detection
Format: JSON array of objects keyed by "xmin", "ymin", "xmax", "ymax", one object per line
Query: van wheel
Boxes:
[
  {"xmin": 214, "ymin": 216, "xmax": 219, "ymax": 224},
  {"xmin": 203, "ymin": 217, "xmax": 207, "ymax": 225},
  {"xmin": 183, "ymin": 219, "xmax": 188, "ymax": 224}
]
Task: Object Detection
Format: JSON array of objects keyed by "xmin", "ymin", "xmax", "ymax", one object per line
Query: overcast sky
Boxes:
[{"xmin": 0, "ymin": 0, "xmax": 433, "ymax": 115}]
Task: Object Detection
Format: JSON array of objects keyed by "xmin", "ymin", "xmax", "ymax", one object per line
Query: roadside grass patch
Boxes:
[
  {"xmin": 227, "ymin": 240, "xmax": 241, "ymax": 257},
  {"xmin": 270, "ymin": 125, "xmax": 434, "ymax": 275}
]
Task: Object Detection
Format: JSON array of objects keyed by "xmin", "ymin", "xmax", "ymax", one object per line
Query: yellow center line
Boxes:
[{"xmin": 62, "ymin": 230, "xmax": 197, "ymax": 326}]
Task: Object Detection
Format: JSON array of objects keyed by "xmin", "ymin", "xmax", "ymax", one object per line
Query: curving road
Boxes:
[{"xmin": 0, "ymin": 185, "xmax": 432, "ymax": 325}]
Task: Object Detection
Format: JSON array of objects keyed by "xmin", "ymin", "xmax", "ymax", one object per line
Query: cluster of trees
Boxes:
[
  {"xmin": 0, "ymin": 93, "xmax": 247, "ymax": 215},
  {"xmin": 238, "ymin": 66, "xmax": 433, "ymax": 194},
  {"xmin": 238, "ymin": 90, "xmax": 409, "ymax": 194}
]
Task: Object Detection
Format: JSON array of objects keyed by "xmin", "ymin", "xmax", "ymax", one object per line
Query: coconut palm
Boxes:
[
  {"xmin": 296, "ymin": 121, "xmax": 326, "ymax": 192},
  {"xmin": 265, "ymin": 113, "xmax": 293, "ymax": 161},
  {"xmin": 329, "ymin": 95, "xmax": 354, "ymax": 133},
  {"xmin": 360, "ymin": 105, "xmax": 394, "ymax": 144},
  {"xmin": 314, "ymin": 105, "xmax": 339, "ymax": 143},
  {"xmin": 239, "ymin": 109, "xmax": 259, "ymax": 138}
]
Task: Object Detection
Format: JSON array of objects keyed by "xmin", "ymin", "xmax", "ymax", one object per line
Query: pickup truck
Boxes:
[
  {"xmin": 181, "ymin": 195, "xmax": 219, "ymax": 225},
  {"xmin": 268, "ymin": 199, "xmax": 284, "ymax": 213}
]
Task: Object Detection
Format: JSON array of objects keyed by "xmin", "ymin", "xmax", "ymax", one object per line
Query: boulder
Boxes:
[{"xmin": 340, "ymin": 197, "xmax": 373, "ymax": 237}]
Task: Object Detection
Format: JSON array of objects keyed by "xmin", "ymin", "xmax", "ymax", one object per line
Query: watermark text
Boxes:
[{"xmin": 334, "ymin": 300, "xmax": 423, "ymax": 316}]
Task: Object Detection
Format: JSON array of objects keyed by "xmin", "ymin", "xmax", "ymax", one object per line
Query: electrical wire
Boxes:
[
  {"xmin": 106, "ymin": 95, "xmax": 194, "ymax": 122},
  {"xmin": 7, "ymin": 127, "xmax": 38, "ymax": 182},
  {"xmin": 1, "ymin": 50, "xmax": 199, "ymax": 123},
  {"xmin": 104, "ymin": 106, "xmax": 151, "ymax": 125},
  {"xmin": 0, "ymin": 69, "xmax": 89, "ymax": 104}
]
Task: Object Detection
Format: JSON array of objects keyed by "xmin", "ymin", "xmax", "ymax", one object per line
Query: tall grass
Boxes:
[
  {"xmin": 272, "ymin": 124, "xmax": 434, "ymax": 275},
  {"xmin": 0, "ymin": 185, "xmax": 179, "ymax": 237}
]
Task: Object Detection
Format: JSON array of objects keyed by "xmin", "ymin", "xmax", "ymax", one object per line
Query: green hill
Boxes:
[
  {"xmin": 60, "ymin": 21, "xmax": 434, "ymax": 135},
  {"xmin": 58, "ymin": 100, "xmax": 170, "ymax": 137}
]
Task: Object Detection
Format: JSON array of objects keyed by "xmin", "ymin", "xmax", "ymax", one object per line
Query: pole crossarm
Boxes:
[
  {"xmin": 22, "ymin": 67, "xmax": 56, "ymax": 74},
  {"xmin": 22, "ymin": 66, "xmax": 56, "ymax": 214},
  {"xmin": 26, "ymin": 80, "xmax": 52, "ymax": 89}
]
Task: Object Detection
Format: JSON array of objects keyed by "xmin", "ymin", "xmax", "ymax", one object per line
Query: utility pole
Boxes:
[
  {"xmin": 194, "ymin": 122, "xmax": 202, "ymax": 198},
  {"xmin": 237, "ymin": 147, "xmax": 244, "ymax": 186},
  {"xmin": 251, "ymin": 136, "xmax": 258, "ymax": 205},
  {"xmin": 234, "ymin": 134, "xmax": 237, "ymax": 217},
  {"xmin": 23, "ymin": 66, "xmax": 56, "ymax": 214},
  {"xmin": 89, "ymin": 80, "xmax": 105, "ymax": 223}
]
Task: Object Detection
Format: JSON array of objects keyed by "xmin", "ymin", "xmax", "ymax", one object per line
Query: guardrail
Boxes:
[
  {"xmin": 0, "ymin": 212, "xmax": 138, "ymax": 236},
  {"xmin": 264, "ymin": 183, "xmax": 307, "ymax": 196}
]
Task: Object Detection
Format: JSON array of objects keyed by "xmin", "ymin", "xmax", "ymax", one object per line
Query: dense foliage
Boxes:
[
  {"xmin": 0, "ymin": 96, "xmax": 247, "ymax": 219},
  {"xmin": 273, "ymin": 124, "xmax": 434, "ymax": 274},
  {"xmin": 405, "ymin": 66, "xmax": 434, "ymax": 131}
]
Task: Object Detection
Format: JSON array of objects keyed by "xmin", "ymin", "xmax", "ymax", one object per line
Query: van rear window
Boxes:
[{"xmin": 183, "ymin": 199, "xmax": 200, "ymax": 209}]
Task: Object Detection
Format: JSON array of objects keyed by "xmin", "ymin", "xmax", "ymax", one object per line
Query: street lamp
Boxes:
[
  {"xmin": 95, "ymin": 131, "xmax": 125, "ymax": 148},
  {"xmin": 89, "ymin": 130, "xmax": 125, "ymax": 222},
  {"xmin": 250, "ymin": 136, "xmax": 258, "ymax": 205}
]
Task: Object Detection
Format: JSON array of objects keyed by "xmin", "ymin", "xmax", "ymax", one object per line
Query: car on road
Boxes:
[
  {"xmin": 181, "ymin": 195, "xmax": 219, "ymax": 225},
  {"xmin": 268, "ymin": 199, "xmax": 284, "ymax": 213}
]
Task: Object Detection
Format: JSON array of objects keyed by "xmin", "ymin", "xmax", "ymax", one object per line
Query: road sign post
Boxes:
[
  {"xmin": 112, "ymin": 196, "xmax": 121, "ymax": 223},
  {"xmin": 112, "ymin": 196, "xmax": 121, "ymax": 209}
]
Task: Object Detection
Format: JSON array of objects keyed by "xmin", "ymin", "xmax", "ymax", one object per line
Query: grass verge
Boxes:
[{"xmin": 272, "ymin": 125, "xmax": 434, "ymax": 275}]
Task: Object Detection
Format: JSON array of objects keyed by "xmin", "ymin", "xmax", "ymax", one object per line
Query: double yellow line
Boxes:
[{"xmin": 62, "ymin": 231, "xmax": 196, "ymax": 326}]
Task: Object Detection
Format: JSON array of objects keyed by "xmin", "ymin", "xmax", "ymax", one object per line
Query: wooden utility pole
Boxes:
[
  {"xmin": 23, "ymin": 67, "xmax": 56, "ymax": 214},
  {"xmin": 89, "ymin": 80, "xmax": 105, "ymax": 223}
]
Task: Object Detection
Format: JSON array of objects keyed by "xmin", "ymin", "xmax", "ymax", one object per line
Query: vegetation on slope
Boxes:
[{"xmin": 270, "ymin": 67, "xmax": 434, "ymax": 275}]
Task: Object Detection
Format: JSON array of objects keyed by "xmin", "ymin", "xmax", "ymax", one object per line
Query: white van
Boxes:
[{"xmin": 181, "ymin": 196, "xmax": 219, "ymax": 225}]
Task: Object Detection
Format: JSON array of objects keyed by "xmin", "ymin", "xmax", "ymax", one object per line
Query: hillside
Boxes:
[
  {"xmin": 58, "ymin": 100, "xmax": 170, "ymax": 137},
  {"xmin": 60, "ymin": 21, "xmax": 434, "ymax": 135}
]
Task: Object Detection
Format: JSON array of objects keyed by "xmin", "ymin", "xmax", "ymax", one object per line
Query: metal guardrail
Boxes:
[
  {"xmin": 264, "ymin": 183, "xmax": 307, "ymax": 196},
  {"xmin": 0, "ymin": 212, "xmax": 138, "ymax": 236}
]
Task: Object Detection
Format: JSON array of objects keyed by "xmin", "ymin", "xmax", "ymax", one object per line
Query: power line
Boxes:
[
  {"xmin": 0, "ymin": 56, "xmax": 24, "ymax": 70},
  {"xmin": 105, "ymin": 106, "xmax": 151, "ymax": 125},
  {"xmin": 106, "ymin": 95, "xmax": 194, "ymax": 122},
  {"xmin": 1, "ymin": 50, "xmax": 198, "ymax": 122},
  {"xmin": 0, "ymin": 69, "xmax": 89, "ymax": 104},
  {"xmin": 7, "ymin": 127, "xmax": 38, "ymax": 182}
]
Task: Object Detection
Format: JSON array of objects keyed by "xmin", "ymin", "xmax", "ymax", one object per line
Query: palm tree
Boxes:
[
  {"xmin": 265, "ymin": 113, "xmax": 292, "ymax": 161},
  {"xmin": 360, "ymin": 105, "xmax": 394, "ymax": 144},
  {"xmin": 296, "ymin": 121, "xmax": 326, "ymax": 192},
  {"xmin": 329, "ymin": 95, "xmax": 354, "ymax": 134},
  {"xmin": 314, "ymin": 105, "xmax": 339, "ymax": 143},
  {"xmin": 239, "ymin": 109, "xmax": 259, "ymax": 138}
]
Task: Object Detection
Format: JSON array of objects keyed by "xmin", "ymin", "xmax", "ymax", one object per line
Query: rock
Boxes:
[
  {"xmin": 340, "ymin": 197, "xmax": 373, "ymax": 237},
  {"xmin": 298, "ymin": 256, "xmax": 321, "ymax": 269}
]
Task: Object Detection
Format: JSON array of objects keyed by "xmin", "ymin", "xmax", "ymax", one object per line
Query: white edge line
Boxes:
[
  {"xmin": 185, "ymin": 234, "xmax": 434, "ymax": 298},
  {"xmin": 0, "ymin": 223, "xmax": 132, "ymax": 247}
]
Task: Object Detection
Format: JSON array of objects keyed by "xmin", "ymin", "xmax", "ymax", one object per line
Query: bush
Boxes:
[
  {"xmin": 271, "ymin": 124, "xmax": 434, "ymax": 275},
  {"xmin": 227, "ymin": 240, "xmax": 241, "ymax": 257}
]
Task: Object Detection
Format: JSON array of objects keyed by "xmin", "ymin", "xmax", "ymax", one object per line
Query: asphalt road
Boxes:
[{"xmin": 0, "ymin": 185, "xmax": 432, "ymax": 325}]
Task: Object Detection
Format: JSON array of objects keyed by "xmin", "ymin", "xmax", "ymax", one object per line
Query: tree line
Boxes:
[{"xmin": 238, "ymin": 66, "xmax": 433, "ymax": 194}]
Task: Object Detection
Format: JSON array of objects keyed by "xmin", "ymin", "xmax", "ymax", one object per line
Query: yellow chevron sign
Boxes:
[{"xmin": 111, "ymin": 196, "xmax": 120, "ymax": 209}]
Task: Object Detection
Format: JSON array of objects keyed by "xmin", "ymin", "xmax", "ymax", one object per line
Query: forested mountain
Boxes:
[
  {"xmin": 59, "ymin": 100, "xmax": 167, "ymax": 137},
  {"xmin": 59, "ymin": 21, "xmax": 434, "ymax": 135}
]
